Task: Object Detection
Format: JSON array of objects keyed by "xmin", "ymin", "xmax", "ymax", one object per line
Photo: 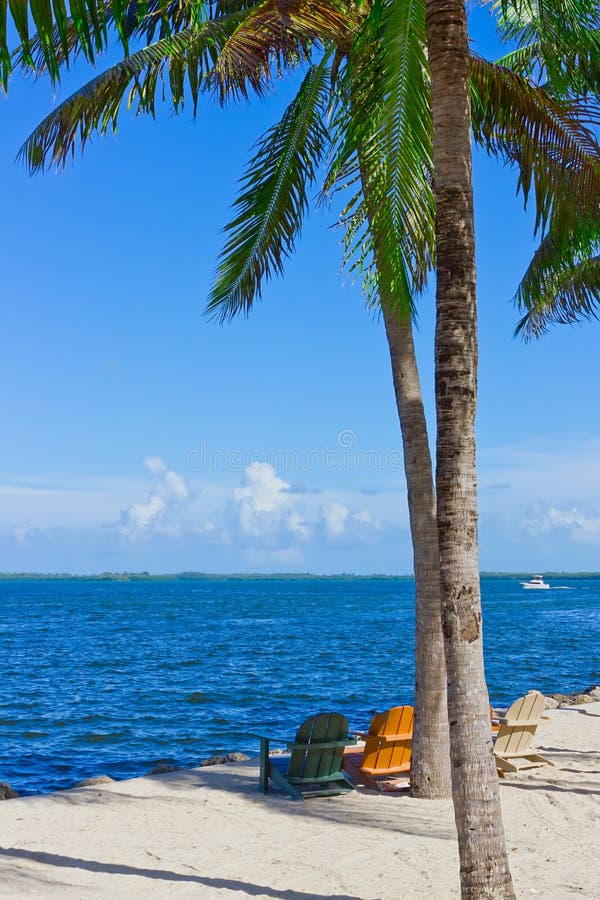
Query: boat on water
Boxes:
[{"xmin": 520, "ymin": 574, "xmax": 550, "ymax": 590}]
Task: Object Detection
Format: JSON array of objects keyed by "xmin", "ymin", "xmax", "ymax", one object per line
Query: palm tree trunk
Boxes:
[
  {"xmin": 355, "ymin": 138, "xmax": 451, "ymax": 799},
  {"xmin": 382, "ymin": 307, "xmax": 451, "ymax": 799},
  {"xmin": 424, "ymin": 0, "xmax": 515, "ymax": 895}
]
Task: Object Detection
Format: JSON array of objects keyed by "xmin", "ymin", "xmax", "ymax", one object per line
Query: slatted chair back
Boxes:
[
  {"xmin": 360, "ymin": 705, "xmax": 414, "ymax": 775},
  {"xmin": 287, "ymin": 712, "xmax": 349, "ymax": 783},
  {"xmin": 494, "ymin": 691, "xmax": 545, "ymax": 758}
]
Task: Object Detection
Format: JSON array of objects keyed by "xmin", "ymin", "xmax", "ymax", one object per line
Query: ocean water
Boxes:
[{"xmin": 1, "ymin": 576, "xmax": 598, "ymax": 795}]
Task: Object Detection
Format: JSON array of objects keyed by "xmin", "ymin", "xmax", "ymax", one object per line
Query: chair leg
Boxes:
[
  {"xmin": 267, "ymin": 765, "xmax": 304, "ymax": 801},
  {"xmin": 259, "ymin": 738, "xmax": 270, "ymax": 794},
  {"xmin": 526, "ymin": 754, "xmax": 555, "ymax": 768}
]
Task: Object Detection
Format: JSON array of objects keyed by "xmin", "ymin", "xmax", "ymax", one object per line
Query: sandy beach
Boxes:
[{"xmin": 0, "ymin": 703, "xmax": 598, "ymax": 899}]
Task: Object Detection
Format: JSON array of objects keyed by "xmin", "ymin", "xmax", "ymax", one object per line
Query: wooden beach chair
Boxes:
[
  {"xmin": 344, "ymin": 705, "xmax": 414, "ymax": 789},
  {"xmin": 256, "ymin": 712, "xmax": 355, "ymax": 801},
  {"xmin": 494, "ymin": 691, "xmax": 554, "ymax": 774}
]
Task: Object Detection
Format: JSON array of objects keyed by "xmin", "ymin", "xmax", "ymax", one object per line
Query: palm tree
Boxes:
[
  {"xmin": 423, "ymin": 0, "xmax": 600, "ymax": 895},
  {"xmin": 9, "ymin": 0, "xmax": 455, "ymax": 801},
  {"xmin": 425, "ymin": 0, "xmax": 515, "ymax": 893}
]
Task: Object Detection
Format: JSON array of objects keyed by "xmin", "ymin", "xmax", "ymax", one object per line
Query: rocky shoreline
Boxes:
[{"xmin": 542, "ymin": 684, "xmax": 600, "ymax": 708}]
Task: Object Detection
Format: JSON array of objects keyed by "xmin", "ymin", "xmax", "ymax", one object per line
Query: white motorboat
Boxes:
[{"xmin": 520, "ymin": 574, "xmax": 550, "ymax": 590}]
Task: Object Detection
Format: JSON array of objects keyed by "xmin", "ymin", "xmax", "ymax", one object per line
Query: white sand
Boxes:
[{"xmin": 1, "ymin": 703, "xmax": 599, "ymax": 899}]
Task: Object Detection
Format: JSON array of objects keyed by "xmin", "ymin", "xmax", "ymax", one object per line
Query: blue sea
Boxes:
[{"xmin": 1, "ymin": 576, "xmax": 598, "ymax": 795}]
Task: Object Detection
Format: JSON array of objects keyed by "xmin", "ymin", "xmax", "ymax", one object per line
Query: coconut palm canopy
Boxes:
[{"xmin": 2, "ymin": 0, "xmax": 600, "ymax": 329}]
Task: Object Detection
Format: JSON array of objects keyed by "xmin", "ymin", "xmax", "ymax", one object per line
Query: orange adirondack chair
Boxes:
[
  {"xmin": 345, "ymin": 706, "xmax": 414, "ymax": 786},
  {"xmin": 490, "ymin": 704, "xmax": 500, "ymax": 735}
]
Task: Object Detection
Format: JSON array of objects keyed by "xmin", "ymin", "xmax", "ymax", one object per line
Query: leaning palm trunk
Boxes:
[
  {"xmin": 382, "ymin": 306, "xmax": 451, "ymax": 798},
  {"xmin": 424, "ymin": 0, "xmax": 515, "ymax": 896},
  {"xmin": 356, "ymin": 138, "xmax": 451, "ymax": 798}
]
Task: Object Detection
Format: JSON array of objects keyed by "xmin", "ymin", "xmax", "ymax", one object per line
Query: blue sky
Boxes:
[{"xmin": 1, "ymin": 6, "xmax": 599, "ymax": 573}]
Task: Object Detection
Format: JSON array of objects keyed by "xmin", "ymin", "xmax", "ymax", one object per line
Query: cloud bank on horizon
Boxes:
[{"xmin": 2, "ymin": 439, "xmax": 600, "ymax": 573}]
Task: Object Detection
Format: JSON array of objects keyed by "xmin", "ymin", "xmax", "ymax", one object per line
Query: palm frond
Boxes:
[
  {"xmin": 326, "ymin": 0, "xmax": 434, "ymax": 307},
  {"xmin": 18, "ymin": 15, "xmax": 245, "ymax": 171},
  {"xmin": 470, "ymin": 54, "xmax": 600, "ymax": 238},
  {"xmin": 493, "ymin": 0, "xmax": 600, "ymax": 97},
  {"xmin": 515, "ymin": 228, "xmax": 600, "ymax": 338},
  {"xmin": 2, "ymin": 0, "xmax": 121, "ymax": 86},
  {"xmin": 209, "ymin": 0, "xmax": 352, "ymax": 102},
  {"xmin": 207, "ymin": 56, "xmax": 331, "ymax": 320},
  {"xmin": 12, "ymin": 1, "xmax": 256, "ymax": 77}
]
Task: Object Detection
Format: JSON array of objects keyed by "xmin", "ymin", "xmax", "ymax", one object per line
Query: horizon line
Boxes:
[{"xmin": 0, "ymin": 570, "xmax": 597, "ymax": 580}]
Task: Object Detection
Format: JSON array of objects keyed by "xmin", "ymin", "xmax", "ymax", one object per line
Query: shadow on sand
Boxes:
[{"xmin": 0, "ymin": 847, "xmax": 365, "ymax": 900}]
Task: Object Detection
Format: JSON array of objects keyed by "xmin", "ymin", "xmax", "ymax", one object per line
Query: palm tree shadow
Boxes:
[{"xmin": 0, "ymin": 848, "xmax": 364, "ymax": 900}]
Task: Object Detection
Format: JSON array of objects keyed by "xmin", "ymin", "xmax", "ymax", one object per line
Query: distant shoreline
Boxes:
[{"xmin": 0, "ymin": 571, "xmax": 598, "ymax": 582}]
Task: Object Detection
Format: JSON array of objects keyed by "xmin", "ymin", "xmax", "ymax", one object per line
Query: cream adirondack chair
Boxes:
[{"xmin": 494, "ymin": 691, "xmax": 554, "ymax": 774}]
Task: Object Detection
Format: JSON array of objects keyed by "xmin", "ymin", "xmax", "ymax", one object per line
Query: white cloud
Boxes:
[
  {"xmin": 353, "ymin": 509, "xmax": 381, "ymax": 529},
  {"xmin": 163, "ymin": 470, "xmax": 189, "ymax": 501},
  {"xmin": 225, "ymin": 463, "xmax": 381, "ymax": 553},
  {"xmin": 120, "ymin": 458, "xmax": 192, "ymax": 540},
  {"xmin": 321, "ymin": 500, "xmax": 349, "ymax": 538},
  {"xmin": 522, "ymin": 504, "xmax": 600, "ymax": 545},
  {"xmin": 144, "ymin": 456, "xmax": 167, "ymax": 475},
  {"xmin": 233, "ymin": 462, "xmax": 289, "ymax": 512},
  {"xmin": 126, "ymin": 494, "xmax": 166, "ymax": 531},
  {"xmin": 14, "ymin": 523, "xmax": 31, "ymax": 547}
]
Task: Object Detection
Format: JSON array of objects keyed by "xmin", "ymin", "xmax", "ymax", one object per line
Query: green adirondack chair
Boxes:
[{"xmin": 257, "ymin": 712, "xmax": 355, "ymax": 800}]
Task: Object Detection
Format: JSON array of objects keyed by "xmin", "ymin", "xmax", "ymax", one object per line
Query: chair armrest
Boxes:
[
  {"xmin": 287, "ymin": 738, "xmax": 356, "ymax": 751},
  {"xmin": 497, "ymin": 718, "xmax": 540, "ymax": 727},
  {"xmin": 351, "ymin": 731, "xmax": 412, "ymax": 743},
  {"xmin": 249, "ymin": 732, "xmax": 293, "ymax": 745},
  {"xmin": 253, "ymin": 734, "xmax": 357, "ymax": 753}
]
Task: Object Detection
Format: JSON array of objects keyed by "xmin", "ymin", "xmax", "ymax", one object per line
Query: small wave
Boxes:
[
  {"xmin": 77, "ymin": 732, "xmax": 125, "ymax": 744},
  {"xmin": 185, "ymin": 691, "xmax": 209, "ymax": 704},
  {"xmin": 23, "ymin": 731, "xmax": 49, "ymax": 739}
]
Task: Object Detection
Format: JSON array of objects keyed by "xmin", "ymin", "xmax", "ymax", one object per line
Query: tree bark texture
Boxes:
[{"xmin": 425, "ymin": 0, "xmax": 515, "ymax": 895}]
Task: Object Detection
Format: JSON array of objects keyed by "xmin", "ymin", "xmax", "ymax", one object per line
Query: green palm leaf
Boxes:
[
  {"xmin": 1, "ymin": 0, "xmax": 260, "ymax": 88},
  {"xmin": 12, "ymin": 0, "xmax": 211, "ymax": 75},
  {"xmin": 18, "ymin": 13, "xmax": 248, "ymax": 171},
  {"xmin": 2, "ymin": 0, "xmax": 121, "ymax": 86},
  {"xmin": 470, "ymin": 54, "xmax": 600, "ymax": 237},
  {"xmin": 207, "ymin": 55, "xmax": 331, "ymax": 320},
  {"xmin": 325, "ymin": 0, "xmax": 434, "ymax": 310},
  {"xmin": 514, "ymin": 226, "xmax": 600, "ymax": 338},
  {"xmin": 493, "ymin": 0, "xmax": 600, "ymax": 97}
]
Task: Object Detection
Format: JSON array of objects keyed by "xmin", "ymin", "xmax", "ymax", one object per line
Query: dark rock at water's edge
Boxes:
[
  {"xmin": 145, "ymin": 764, "xmax": 180, "ymax": 776},
  {"xmin": 74, "ymin": 775, "xmax": 115, "ymax": 788},
  {"xmin": 0, "ymin": 782, "xmax": 19, "ymax": 800},
  {"xmin": 200, "ymin": 752, "xmax": 250, "ymax": 767}
]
